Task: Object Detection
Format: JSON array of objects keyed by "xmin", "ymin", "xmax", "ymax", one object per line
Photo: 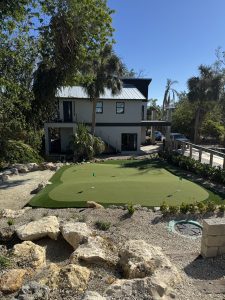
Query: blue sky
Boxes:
[{"xmin": 108, "ymin": 0, "xmax": 225, "ymax": 104}]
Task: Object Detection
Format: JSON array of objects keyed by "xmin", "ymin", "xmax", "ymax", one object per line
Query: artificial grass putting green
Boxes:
[{"xmin": 29, "ymin": 159, "xmax": 225, "ymax": 208}]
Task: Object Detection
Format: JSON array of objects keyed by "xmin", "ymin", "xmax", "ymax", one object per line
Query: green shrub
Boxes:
[
  {"xmin": 0, "ymin": 255, "xmax": 11, "ymax": 269},
  {"xmin": 160, "ymin": 201, "xmax": 169, "ymax": 215},
  {"xmin": 7, "ymin": 219, "xmax": 14, "ymax": 226},
  {"xmin": 197, "ymin": 202, "xmax": 206, "ymax": 214},
  {"xmin": 206, "ymin": 201, "xmax": 217, "ymax": 213},
  {"xmin": 180, "ymin": 202, "xmax": 189, "ymax": 214},
  {"xmin": 95, "ymin": 220, "xmax": 111, "ymax": 231},
  {"xmin": 219, "ymin": 204, "xmax": 225, "ymax": 213},
  {"xmin": 127, "ymin": 204, "xmax": 135, "ymax": 216},
  {"xmin": 168, "ymin": 205, "xmax": 179, "ymax": 215},
  {"xmin": 0, "ymin": 140, "xmax": 43, "ymax": 164},
  {"xmin": 188, "ymin": 203, "xmax": 197, "ymax": 214},
  {"xmin": 160, "ymin": 151, "xmax": 225, "ymax": 185}
]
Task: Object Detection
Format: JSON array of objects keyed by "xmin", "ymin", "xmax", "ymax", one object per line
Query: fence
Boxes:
[{"xmin": 172, "ymin": 141, "xmax": 225, "ymax": 170}]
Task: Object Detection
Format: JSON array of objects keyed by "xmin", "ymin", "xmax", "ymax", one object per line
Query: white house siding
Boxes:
[
  {"xmin": 60, "ymin": 127, "xmax": 73, "ymax": 152},
  {"xmin": 59, "ymin": 99, "xmax": 146, "ymax": 123},
  {"xmin": 141, "ymin": 127, "xmax": 146, "ymax": 144},
  {"xmin": 95, "ymin": 126, "xmax": 142, "ymax": 152}
]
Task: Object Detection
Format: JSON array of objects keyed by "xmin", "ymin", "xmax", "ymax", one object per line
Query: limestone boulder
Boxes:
[
  {"xmin": 60, "ymin": 264, "xmax": 91, "ymax": 291},
  {"xmin": 118, "ymin": 240, "xmax": 177, "ymax": 279},
  {"xmin": 0, "ymin": 269, "xmax": 27, "ymax": 294},
  {"xmin": 35, "ymin": 263, "xmax": 90, "ymax": 291},
  {"xmin": 86, "ymin": 201, "xmax": 104, "ymax": 209},
  {"xmin": 61, "ymin": 222, "xmax": 92, "ymax": 249},
  {"xmin": 10, "ymin": 168, "xmax": 19, "ymax": 175},
  {"xmin": 14, "ymin": 281, "xmax": 50, "ymax": 300},
  {"xmin": 82, "ymin": 291, "xmax": 106, "ymax": 300},
  {"xmin": 0, "ymin": 207, "xmax": 32, "ymax": 218},
  {"xmin": 2, "ymin": 174, "xmax": 10, "ymax": 182},
  {"xmin": 104, "ymin": 277, "xmax": 176, "ymax": 300},
  {"xmin": 13, "ymin": 241, "xmax": 46, "ymax": 270},
  {"xmin": 16, "ymin": 216, "xmax": 60, "ymax": 241},
  {"xmin": 26, "ymin": 163, "xmax": 40, "ymax": 172},
  {"xmin": 0, "ymin": 226, "xmax": 16, "ymax": 243},
  {"xmin": 70, "ymin": 236, "xmax": 118, "ymax": 267},
  {"xmin": 35, "ymin": 263, "xmax": 61, "ymax": 290}
]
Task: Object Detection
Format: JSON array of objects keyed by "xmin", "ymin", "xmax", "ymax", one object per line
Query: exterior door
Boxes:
[
  {"xmin": 121, "ymin": 133, "xmax": 137, "ymax": 151},
  {"xmin": 63, "ymin": 101, "xmax": 72, "ymax": 122}
]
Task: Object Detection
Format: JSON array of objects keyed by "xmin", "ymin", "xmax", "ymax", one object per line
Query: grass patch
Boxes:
[
  {"xmin": 29, "ymin": 159, "xmax": 225, "ymax": 208},
  {"xmin": 0, "ymin": 255, "xmax": 11, "ymax": 269},
  {"xmin": 95, "ymin": 220, "xmax": 111, "ymax": 231}
]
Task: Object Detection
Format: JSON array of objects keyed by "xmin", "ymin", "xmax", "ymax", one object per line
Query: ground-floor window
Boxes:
[{"xmin": 121, "ymin": 133, "xmax": 137, "ymax": 151}]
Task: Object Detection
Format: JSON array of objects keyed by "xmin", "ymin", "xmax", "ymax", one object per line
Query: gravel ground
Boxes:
[
  {"xmin": 0, "ymin": 170, "xmax": 54, "ymax": 210},
  {"xmin": 1, "ymin": 207, "xmax": 225, "ymax": 300}
]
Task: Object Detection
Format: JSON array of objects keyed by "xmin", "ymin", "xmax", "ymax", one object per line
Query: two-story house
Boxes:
[{"xmin": 44, "ymin": 78, "xmax": 170, "ymax": 156}]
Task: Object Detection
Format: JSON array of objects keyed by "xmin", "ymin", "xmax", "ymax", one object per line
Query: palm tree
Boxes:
[
  {"xmin": 162, "ymin": 79, "xmax": 178, "ymax": 114},
  {"xmin": 187, "ymin": 65, "xmax": 222, "ymax": 143},
  {"xmin": 82, "ymin": 44, "xmax": 124, "ymax": 135}
]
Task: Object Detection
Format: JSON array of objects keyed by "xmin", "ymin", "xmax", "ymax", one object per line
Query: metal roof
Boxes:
[{"xmin": 57, "ymin": 86, "xmax": 146, "ymax": 100}]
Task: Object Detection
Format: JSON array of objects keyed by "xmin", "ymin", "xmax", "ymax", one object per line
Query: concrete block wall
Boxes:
[{"xmin": 201, "ymin": 218, "xmax": 225, "ymax": 258}]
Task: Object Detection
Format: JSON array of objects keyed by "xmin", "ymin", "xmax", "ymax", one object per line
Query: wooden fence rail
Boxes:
[{"xmin": 172, "ymin": 141, "xmax": 225, "ymax": 170}]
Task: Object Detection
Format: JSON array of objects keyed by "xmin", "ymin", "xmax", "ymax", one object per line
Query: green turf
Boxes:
[{"xmin": 29, "ymin": 159, "xmax": 225, "ymax": 208}]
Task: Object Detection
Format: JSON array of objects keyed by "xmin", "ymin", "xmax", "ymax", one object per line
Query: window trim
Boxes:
[
  {"xmin": 96, "ymin": 101, "xmax": 103, "ymax": 114},
  {"xmin": 116, "ymin": 102, "xmax": 125, "ymax": 114}
]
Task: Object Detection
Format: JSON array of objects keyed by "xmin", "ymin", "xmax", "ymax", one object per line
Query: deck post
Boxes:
[
  {"xmin": 198, "ymin": 149, "xmax": 202, "ymax": 163},
  {"xmin": 209, "ymin": 152, "xmax": 213, "ymax": 166},
  {"xmin": 189, "ymin": 144, "xmax": 193, "ymax": 158}
]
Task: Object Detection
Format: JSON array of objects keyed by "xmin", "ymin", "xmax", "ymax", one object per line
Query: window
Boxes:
[
  {"xmin": 63, "ymin": 101, "xmax": 72, "ymax": 122},
  {"xmin": 96, "ymin": 101, "xmax": 103, "ymax": 113},
  {"xmin": 142, "ymin": 105, "xmax": 145, "ymax": 120},
  {"xmin": 116, "ymin": 102, "xmax": 125, "ymax": 114}
]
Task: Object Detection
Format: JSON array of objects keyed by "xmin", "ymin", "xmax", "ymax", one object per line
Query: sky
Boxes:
[{"xmin": 108, "ymin": 0, "xmax": 225, "ymax": 104}]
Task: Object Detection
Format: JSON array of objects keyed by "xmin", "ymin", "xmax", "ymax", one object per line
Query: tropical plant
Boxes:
[
  {"xmin": 162, "ymin": 79, "xmax": 178, "ymax": 114},
  {"xmin": 70, "ymin": 123, "xmax": 105, "ymax": 161},
  {"xmin": 187, "ymin": 65, "xmax": 223, "ymax": 143},
  {"xmin": 81, "ymin": 44, "xmax": 124, "ymax": 135}
]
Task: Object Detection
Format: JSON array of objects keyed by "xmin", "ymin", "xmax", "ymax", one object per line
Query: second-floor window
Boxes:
[
  {"xmin": 63, "ymin": 101, "xmax": 72, "ymax": 122},
  {"xmin": 142, "ymin": 105, "xmax": 145, "ymax": 120},
  {"xmin": 116, "ymin": 102, "xmax": 125, "ymax": 114},
  {"xmin": 96, "ymin": 101, "xmax": 103, "ymax": 114}
]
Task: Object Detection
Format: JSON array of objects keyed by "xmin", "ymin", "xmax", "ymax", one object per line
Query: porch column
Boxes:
[
  {"xmin": 151, "ymin": 110, "xmax": 156, "ymax": 144},
  {"xmin": 44, "ymin": 124, "xmax": 50, "ymax": 156}
]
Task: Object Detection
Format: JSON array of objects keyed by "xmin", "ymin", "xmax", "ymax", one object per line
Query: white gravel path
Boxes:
[{"xmin": 0, "ymin": 170, "xmax": 54, "ymax": 210}]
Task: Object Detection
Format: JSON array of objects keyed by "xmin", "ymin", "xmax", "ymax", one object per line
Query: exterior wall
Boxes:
[
  {"xmin": 141, "ymin": 127, "xmax": 146, "ymax": 144},
  {"xmin": 60, "ymin": 128, "xmax": 73, "ymax": 152},
  {"xmin": 59, "ymin": 99, "xmax": 146, "ymax": 123},
  {"xmin": 95, "ymin": 126, "xmax": 142, "ymax": 152}
]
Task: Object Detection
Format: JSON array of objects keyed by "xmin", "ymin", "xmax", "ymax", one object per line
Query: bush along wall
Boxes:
[
  {"xmin": 0, "ymin": 140, "xmax": 43, "ymax": 165},
  {"xmin": 159, "ymin": 151, "xmax": 225, "ymax": 185}
]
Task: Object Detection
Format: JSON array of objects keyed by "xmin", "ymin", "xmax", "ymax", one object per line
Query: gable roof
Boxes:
[{"xmin": 57, "ymin": 85, "xmax": 146, "ymax": 100}]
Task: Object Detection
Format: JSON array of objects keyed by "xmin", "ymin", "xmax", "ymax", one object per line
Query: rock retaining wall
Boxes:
[{"xmin": 201, "ymin": 218, "xmax": 225, "ymax": 257}]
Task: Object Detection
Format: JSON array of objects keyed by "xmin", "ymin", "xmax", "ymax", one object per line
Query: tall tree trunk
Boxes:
[
  {"xmin": 91, "ymin": 98, "xmax": 97, "ymax": 136},
  {"xmin": 194, "ymin": 107, "xmax": 200, "ymax": 144}
]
